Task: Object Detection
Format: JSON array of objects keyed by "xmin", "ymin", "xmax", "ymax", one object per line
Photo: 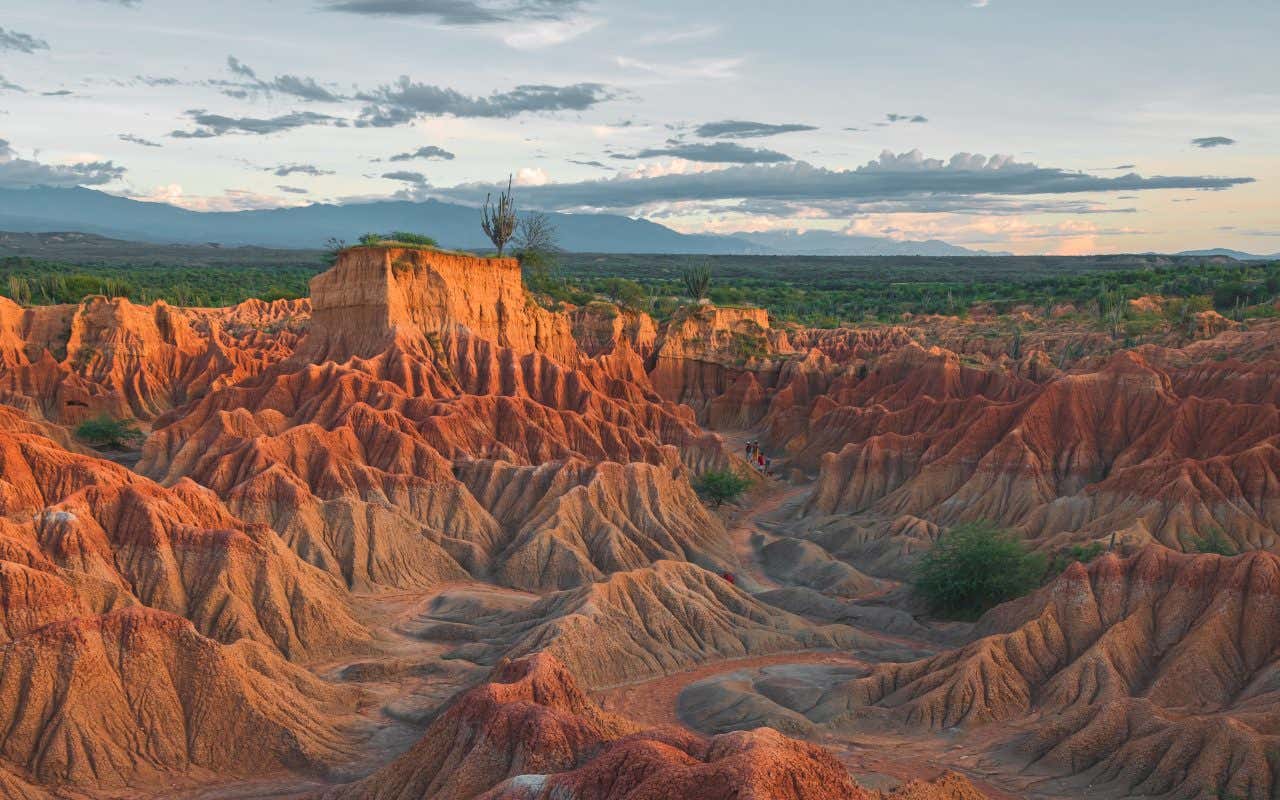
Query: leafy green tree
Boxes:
[
  {"xmin": 75, "ymin": 415, "xmax": 144, "ymax": 449},
  {"xmin": 693, "ymin": 468, "xmax": 751, "ymax": 508},
  {"xmin": 600, "ymin": 277, "xmax": 646, "ymax": 310},
  {"xmin": 914, "ymin": 521, "xmax": 1047, "ymax": 619},
  {"xmin": 358, "ymin": 233, "xmax": 385, "ymax": 246}
]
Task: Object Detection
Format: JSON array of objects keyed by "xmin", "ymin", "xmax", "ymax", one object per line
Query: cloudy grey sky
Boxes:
[{"xmin": 0, "ymin": 0, "xmax": 1276, "ymax": 253}]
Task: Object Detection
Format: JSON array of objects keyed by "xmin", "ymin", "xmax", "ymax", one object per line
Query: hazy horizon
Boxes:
[{"xmin": 1, "ymin": 0, "xmax": 1276, "ymax": 255}]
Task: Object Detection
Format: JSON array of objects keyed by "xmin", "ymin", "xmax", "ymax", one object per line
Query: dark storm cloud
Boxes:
[
  {"xmin": 270, "ymin": 163, "xmax": 334, "ymax": 176},
  {"xmin": 355, "ymin": 78, "xmax": 612, "ymax": 126},
  {"xmin": 389, "ymin": 145, "xmax": 456, "ymax": 161},
  {"xmin": 118, "ymin": 133, "xmax": 162, "ymax": 147},
  {"xmin": 170, "ymin": 109, "xmax": 342, "ymax": 137},
  {"xmin": 1191, "ymin": 136, "xmax": 1237, "ymax": 148},
  {"xmin": 0, "ymin": 138, "xmax": 126, "ymax": 188},
  {"xmin": 432, "ymin": 150, "xmax": 1255, "ymax": 212},
  {"xmin": 0, "ymin": 28, "xmax": 49, "ymax": 54},
  {"xmin": 41, "ymin": 90, "xmax": 74, "ymax": 97},
  {"xmin": 693, "ymin": 120, "xmax": 817, "ymax": 139},
  {"xmin": 322, "ymin": 0, "xmax": 585, "ymax": 25},
  {"xmin": 614, "ymin": 142, "xmax": 792, "ymax": 164}
]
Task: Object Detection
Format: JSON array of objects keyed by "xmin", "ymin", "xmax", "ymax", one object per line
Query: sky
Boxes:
[{"xmin": 0, "ymin": 0, "xmax": 1276, "ymax": 254}]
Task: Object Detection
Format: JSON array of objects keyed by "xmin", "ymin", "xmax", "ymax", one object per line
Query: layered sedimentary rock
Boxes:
[
  {"xmin": 790, "ymin": 328, "xmax": 1280, "ymax": 557},
  {"xmin": 0, "ymin": 408, "xmax": 365, "ymax": 658},
  {"xmin": 814, "ymin": 548, "xmax": 1280, "ymax": 799},
  {"xmin": 141, "ymin": 249, "xmax": 731, "ymax": 595},
  {"xmin": 321, "ymin": 653, "xmax": 979, "ymax": 800},
  {"xmin": 0, "ymin": 608, "xmax": 356, "ymax": 790},
  {"xmin": 648, "ymin": 304, "xmax": 793, "ymax": 427},
  {"xmin": 415, "ymin": 561, "xmax": 871, "ymax": 688},
  {"xmin": 0, "ymin": 295, "xmax": 305, "ymax": 424}
]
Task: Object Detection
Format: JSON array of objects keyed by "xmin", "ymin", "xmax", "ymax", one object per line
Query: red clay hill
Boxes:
[{"xmin": 0, "ymin": 245, "xmax": 1275, "ymax": 799}]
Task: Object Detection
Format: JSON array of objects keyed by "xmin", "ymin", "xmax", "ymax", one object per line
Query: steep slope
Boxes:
[
  {"xmin": 414, "ymin": 561, "xmax": 882, "ymax": 688},
  {"xmin": 787, "ymin": 327, "xmax": 1280, "ymax": 558},
  {"xmin": 0, "ymin": 409, "xmax": 365, "ymax": 658},
  {"xmin": 0, "ymin": 294, "xmax": 305, "ymax": 424},
  {"xmin": 0, "ymin": 608, "xmax": 356, "ymax": 790},
  {"xmin": 320, "ymin": 653, "xmax": 980, "ymax": 800},
  {"xmin": 141, "ymin": 248, "xmax": 730, "ymax": 592},
  {"xmin": 813, "ymin": 549, "xmax": 1280, "ymax": 799}
]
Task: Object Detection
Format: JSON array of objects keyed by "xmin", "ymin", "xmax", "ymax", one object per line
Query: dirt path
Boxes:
[
  {"xmin": 593, "ymin": 650, "xmax": 868, "ymax": 730},
  {"xmin": 714, "ymin": 428, "xmax": 811, "ymax": 592}
]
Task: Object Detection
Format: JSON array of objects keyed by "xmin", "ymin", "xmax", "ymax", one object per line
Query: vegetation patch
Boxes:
[{"xmin": 913, "ymin": 521, "xmax": 1047, "ymax": 620}]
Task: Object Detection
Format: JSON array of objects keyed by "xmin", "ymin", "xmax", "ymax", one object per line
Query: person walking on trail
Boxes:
[{"xmin": 765, "ymin": 457, "xmax": 772, "ymax": 476}]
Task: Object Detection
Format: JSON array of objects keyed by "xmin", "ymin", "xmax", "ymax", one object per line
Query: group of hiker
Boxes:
[{"xmin": 745, "ymin": 440, "xmax": 773, "ymax": 476}]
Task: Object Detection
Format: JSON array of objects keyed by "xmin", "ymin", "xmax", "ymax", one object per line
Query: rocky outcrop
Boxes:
[
  {"xmin": 0, "ymin": 608, "xmax": 356, "ymax": 789},
  {"xmin": 321, "ymin": 653, "xmax": 881, "ymax": 800},
  {"xmin": 304, "ymin": 247, "xmax": 578, "ymax": 364},
  {"xmin": 0, "ymin": 295, "xmax": 304, "ymax": 424},
  {"xmin": 416, "ymin": 561, "xmax": 879, "ymax": 688},
  {"xmin": 814, "ymin": 549, "xmax": 1280, "ymax": 799}
]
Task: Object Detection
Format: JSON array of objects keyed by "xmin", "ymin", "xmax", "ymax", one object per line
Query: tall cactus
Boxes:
[{"xmin": 481, "ymin": 175, "xmax": 517, "ymax": 257}]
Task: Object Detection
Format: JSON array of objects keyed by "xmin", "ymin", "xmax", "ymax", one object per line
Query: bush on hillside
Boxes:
[
  {"xmin": 913, "ymin": 521, "xmax": 1047, "ymax": 619},
  {"xmin": 1192, "ymin": 528, "xmax": 1237, "ymax": 556},
  {"xmin": 75, "ymin": 415, "xmax": 144, "ymax": 449},
  {"xmin": 693, "ymin": 468, "xmax": 751, "ymax": 508}
]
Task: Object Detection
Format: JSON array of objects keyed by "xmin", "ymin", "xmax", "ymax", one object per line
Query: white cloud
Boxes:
[
  {"xmin": 614, "ymin": 55, "xmax": 742, "ymax": 81},
  {"xmin": 125, "ymin": 183, "xmax": 305, "ymax": 211},
  {"xmin": 502, "ymin": 16, "xmax": 601, "ymax": 49},
  {"xmin": 514, "ymin": 166, "xmax": 549, "ymax": 185}
]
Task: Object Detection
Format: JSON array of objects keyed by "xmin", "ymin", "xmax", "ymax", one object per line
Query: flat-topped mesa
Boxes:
[
  {"xmin": 303, "ymin": 246, "xmax": 578, "ymax": 363},
  {"xmin": 648, "ymin": 303, "xmax": 794, "ymax": 425}
]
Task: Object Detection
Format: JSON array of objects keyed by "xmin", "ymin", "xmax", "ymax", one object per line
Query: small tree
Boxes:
[
  {"xmin": 694, "ymin": 468, "xmax": 751, "ymax": 508},
  {"xmin": 515, "ymin": 212, "xmax": 560, "ymax": 289},
  {"xmin": 913, "ymin": 521, "xmax": 1047, "ymax": 619},
  {"xmin": 75, "ymin": 415, "xmax": 144, "ymax": 450},
  {"xmin": 682, "ymin": 265, "xmax": 711, "ymax": 301},
  {"xmin": 601, "ymin": 277, "xmax": 646, "ymax": 311},
  {"xmin": 481, "ymin": 175, "xmax": 518, "ymax": 257}
]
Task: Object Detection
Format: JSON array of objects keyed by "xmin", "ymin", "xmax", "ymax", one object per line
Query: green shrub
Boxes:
[
  {"xmin": 914, "ymin": 521, "xmax": 1047, "ymax": 619},
  {"xmin": 1049, "ymin": 541, "xmax": 1107, "ymax": 575},
  {"xmin": 75, "ymin": 415, "xmax": 144, "ymax": 449},
  {"xmin": 1191, "ymin": 529, "xmax": 1237, "ymax": 556},
  {"xmin": 387, "ymin": 231, "xmax": 438, "ymax": 247},
  {"xmin": 693, "ymin": 468, "xmax": 751, "ymax": 508}
]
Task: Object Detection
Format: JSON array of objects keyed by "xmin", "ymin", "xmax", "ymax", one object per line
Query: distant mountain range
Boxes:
[
  {"xmin": 0, "ymin": 187, "xmax": 998, "ymax": 256},
  {"xmin": 1175, "ymin": 248, "xmax": 1280, "ymax": 261},
  {"xmin": 734, "ymin": 229, "xmax": 1009, "ymax": 256}
]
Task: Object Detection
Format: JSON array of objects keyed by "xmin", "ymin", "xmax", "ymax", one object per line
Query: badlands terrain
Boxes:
[{"xmin": 1, "ymin": 246, "xmax": 1279, "ymax": 799}]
